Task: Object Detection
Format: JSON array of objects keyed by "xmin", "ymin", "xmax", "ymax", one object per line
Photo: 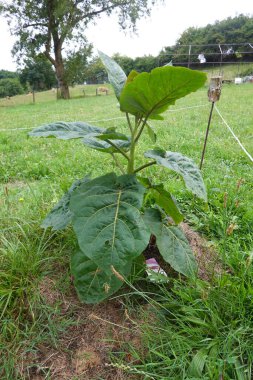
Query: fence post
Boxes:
[{"xmin": 200, "ymin": 76, "xmax": 222, "ymax": 169}]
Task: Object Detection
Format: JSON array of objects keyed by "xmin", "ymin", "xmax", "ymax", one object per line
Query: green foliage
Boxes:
[
  {"xmin": 144, "ymin": 208, "xmax": 197, "ymax": 276},
  {"xmin": 120, "ymin": 66, "xmax": 206, "ymax": 119},
  {"xmin": 19, "ymin": 56, "xmax": 57, "ymax": 91},
  {"xmin": 83, "ymin": 56, "xmax": 108, "ymax": 84},
  {"xmin": 99, "ymin": 51, "xmax": 127, "ymax": 99},
  {"xmin": 144, "ymin": 149, "xmax": 207, "ymax": 200},
  {"xmin": 112, "ymin": 53, "xmax": 157, "ymax": 75},
  {"xmin": 0, "ymin": 69, "xmax": 18, "ymax": 80},
  {"xmin": 30, "ymin": 52, "xmax": 207, "ymax": 303},
  {"xmin": 0, "ymin": 77, "xmax": 24, "ymax": 98},
  {"xmin": 64, "ymin": 46, "xmax": 93, "ymax": 85},
  {"xmin": 41, "ymin": 176, "xmax": 91, "ymax": 230},
  {"xmin": 112, "ymin": 53, "xmax": 135, "ymax": 76},
  {"xmin": 118, "ymin": 251, "xmax": 253, "ymax": 379},
  {"xmin": 133, "ymin": 54, "xmax": 157, "ymax": 72},
  {"xmin": 29, "ymin": 121, "xmax": 104, "ymax": 139},
  {"xmin": 161, "ymin": 14, "xmax": 253, "ymax": 65},
  {"xmin": 70, "ymin": 173, "xmax": 150, "ymax": 274},
  {"xmin": 71, "ymin": 250, "xmax": 132, "ymax": 304}
]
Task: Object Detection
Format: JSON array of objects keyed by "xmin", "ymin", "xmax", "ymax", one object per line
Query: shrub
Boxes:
[{"xmin": 0, "ymin": 78, "xmax": 24, "ymax": 98}]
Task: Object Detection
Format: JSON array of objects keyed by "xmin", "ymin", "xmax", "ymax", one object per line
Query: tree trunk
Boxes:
[
  {"xmin": 55, "ymin": 59, "xmax": 70, "ymax": 99},
  {"xmin": 53, "ymin": 43, "xmax": 70, "ymax": 99}
]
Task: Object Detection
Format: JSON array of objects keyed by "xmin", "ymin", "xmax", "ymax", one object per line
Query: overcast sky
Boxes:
[{"xmin": 0, "ymin": 0, "xmax": 252, "ymax": 71}]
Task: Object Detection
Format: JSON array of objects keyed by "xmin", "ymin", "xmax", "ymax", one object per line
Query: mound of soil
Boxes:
[{"xmin": 22, "ymin": 278, "xmax": 141, "ymax": 380}]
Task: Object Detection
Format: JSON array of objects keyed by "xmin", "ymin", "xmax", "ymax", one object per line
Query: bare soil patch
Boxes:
[
  {"xmin": 181, "ymin": 222, "xmax": 222, "ymax": 280},
  {"xmin": 22, "ymin": 279, "xmax": 141, "ymax": 380}
]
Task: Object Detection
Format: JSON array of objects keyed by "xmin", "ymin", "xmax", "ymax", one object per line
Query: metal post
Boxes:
[
  {"xmin": 218, "ymin": 44, "xmax": 223, "ymax": 75},
  {"xmin": 188, "ymin": 45, "xmax": 192, "ymax": 68},
  {"xmin": 199, "ymin": 102, "xmax": 214, "ymax": 170},
  {"xmin": 200, "ymin": 76, "xmax": 222, "ymax": 169},
  {"xmin": 32, "ymin": 84, "xmax": 35, "ymax": 104}
]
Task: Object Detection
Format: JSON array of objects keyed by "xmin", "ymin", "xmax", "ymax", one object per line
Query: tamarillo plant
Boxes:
[{"xmin": 30, "ymin": 52, "xmax": 207, "ymax": 304}]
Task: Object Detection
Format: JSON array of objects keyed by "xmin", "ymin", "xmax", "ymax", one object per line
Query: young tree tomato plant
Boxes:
[{"xmin": 30, "ymin": 52, "xmax": 207, "ymax": 303}]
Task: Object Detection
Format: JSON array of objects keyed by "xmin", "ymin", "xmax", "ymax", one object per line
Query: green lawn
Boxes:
[{"xmin": 1, "ymin": 82, "xmax": 253, "ymax": 379}]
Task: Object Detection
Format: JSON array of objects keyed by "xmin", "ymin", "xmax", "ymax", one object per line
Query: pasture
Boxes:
[{"xmin": 1, "ymin": 82, "xmax": 253, "ymax": 379}]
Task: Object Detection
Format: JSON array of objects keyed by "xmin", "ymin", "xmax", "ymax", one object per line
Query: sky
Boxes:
[{"xmin": 0, "ymin": 0, "xmax": 252, "ymax": 71}]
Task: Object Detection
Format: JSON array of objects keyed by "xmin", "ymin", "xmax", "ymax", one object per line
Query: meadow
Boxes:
[{"xmin": 0, "ymin": 81, "xmax": 253, "ymax": 379}]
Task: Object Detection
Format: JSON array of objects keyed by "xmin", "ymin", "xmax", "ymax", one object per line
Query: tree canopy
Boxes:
[
  {"xmin": 0, "ymin": 78, "xmax": 24, "ymax": 98},
  {"xmin": 0, "ymin": 0, "xmax": 159, "ymax": 99},
  {"xmin": 158, "ymin": 14, "xmax": 253, "ymax": 66},
  {"xmin": 0, "ymin": 70, "xmax": 19, "ymax": 80},
  {"xmin": 19, "ymin": 55, "xmax": 57, "ymax": 91}
]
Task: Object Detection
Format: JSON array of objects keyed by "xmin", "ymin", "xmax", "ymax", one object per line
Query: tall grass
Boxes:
[{"xmin": 114, "ymin": 240, "xmax": 253, "ymax": 379}]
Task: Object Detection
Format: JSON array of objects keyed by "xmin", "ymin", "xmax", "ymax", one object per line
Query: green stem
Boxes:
[
  {"xmin": 127, "ymin": 117, "xmax": 140, "ymax": 174},
  {"xmin": 105, "ymin": 139, "xmax": 129, "ymax": 161},
  {"xmin": 134, "ymin": 116, "xmax": 149, "ymax": 143},
  {"xmin": 134, "ymin": 161, "xmax": 156, "ymax": 173},
  {"xmin": 126, "ymin": 113, "xmax": 133, "ymax": 133},
  {"xmin": 127, "ymin": 140, "xmax": 136, "ymax": 174},
  {"xmin": 111, "ymin": 153, "xmax": 125, "ymax": 174}
]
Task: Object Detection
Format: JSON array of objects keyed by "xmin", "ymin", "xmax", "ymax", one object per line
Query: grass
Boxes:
[
  {"xmin": 0, "ymin": 80, "xmax": 253, "ymax": 379},
  {"xmin": 203, "ymin": 62, "xmax": 253, "ymax": 80},
  {"xmin": 115, "ymin": 267, "xmax": 253, "ymax": 379},
  {"xmin": 0, "ymin": 83, "xmax": 109, "ymax": 107}
]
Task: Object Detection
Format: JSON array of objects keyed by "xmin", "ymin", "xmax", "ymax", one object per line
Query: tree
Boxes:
[
  {"xmin": 83, "ymin": 56, "xmax": 107, "ymax": 84},
  {"xmin": 0, "ymin": 0, "xmax": 159, "ymax": 99},
  {"xmin": 161, "ymin": 15, "xmax": 253, "ymax": 65},
  {"xmin": 112, "ymin": 53, "xmax": 134, "ymax": 75},
  {"xmin": 19, "ymin": 55, "xmax": 57, "ymax": 91},
  {"xmin": 0, "ymin": 78, "xmax": 24, "ymax": 98},
  {"xmin": 64, "ymin": 46, "xmax": 92, "ymax": 85},
  {"xmin": 0, "ymin": 70, "xmax": 18, "ymax": 80},
  {"xmin": 133, "ymin": 54, "xmax": 157, "ymax": 72}
]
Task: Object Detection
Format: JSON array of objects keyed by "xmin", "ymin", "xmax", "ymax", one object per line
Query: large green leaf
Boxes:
[
  {"xmin": 71, "ymin": 251, "xmax": 132, "ymax": 304},
  {"xmin": 120, "ymin": 66, "xmax": 206, "ymax": 119},
  {"xmin": 144, "ymin": 208, "xmax": 197, "ymax": 277},
  {"xmin": 29, "ymin": 121, "xmax": 103, "ymax": 140},
  {"xmin": 69, "ymin": 173, "xmax": 150, "ymax": 274},
  {"xmin": 126, "ymin": 70, "xmax": 139, "ymax": 84},
  {"xmin": 144, "ymin": 149, "xmax": 207, "ymax": 201},
  {"xmin": 82, "ymin": 134, "xmax": 131, "ymax": 153},
  {"xmin": 151, "ymin": 184, "xmax": 183, "ymax": 224},
  {"xmin": 41, "ymin": 176, "xmax": 90, "ymax": 230},
  {"xmin": 99, "ymin": 51, "xmax": 127, "ymax": 100},
  {"xmin": 137, "ymin": 177, "xmax": 183, "ymax": 224},
  {"xmin": 146, "ymin": 122, "xmax": 157, "ymax": 143},
  {"xmin": 96, "ymin": 128, "xmax": 130, "ymax": 141}
]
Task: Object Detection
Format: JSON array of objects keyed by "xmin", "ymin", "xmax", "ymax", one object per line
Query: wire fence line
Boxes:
[
  {"xmin": 214, "ymin": 104, "xmax": 253, "ymax": 163},
  {"xmin": 1, "ymin": 102, "xmax": 252, "ymax": 165},
  {"xmin": 0, "ymin": 104, "xmax": 209, "ymax": 132}
]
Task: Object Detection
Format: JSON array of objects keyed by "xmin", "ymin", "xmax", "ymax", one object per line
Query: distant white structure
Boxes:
[
  {"xmin": 164, "ymin": 61, "xmax": 173, "ymax": 66},
  {"xmin": 224, "ymin": 47, "xmax": 234, "ymax": 55},
  {"xmin": 197, "ymin": 53, "xmax": 206, "ymax": 63},
  {"xmin": 235, "ymin": 77, "xmax": 242, "ymax": 84}
]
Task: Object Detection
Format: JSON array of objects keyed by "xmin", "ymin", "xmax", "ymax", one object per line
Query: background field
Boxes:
[{"xmin": 1, "ymin": 81, "xmax": 253, "ymax": 379}]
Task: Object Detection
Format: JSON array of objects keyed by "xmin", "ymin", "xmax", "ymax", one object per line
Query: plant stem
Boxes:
[
  {"xmin": 126, "ymin": 113, "xmax": 133, "ymax": 133},
  {"xmin": 105, "ymin": 139, "xmax": 130, "ymax": 161},
  {"xmin": 127, "ymin": 117, "xmax": 140, "ymax": 174},
  {"xmin": 111, "ymin": 153, "xmax": 125, "ymax": 174},
  {"xmin": 127, "ymin": 140, "xmax": 136, "ymax": 174},
  {"xmin": 134, "ymin": 116, "xmax": 149, "ymax": 143},
  {"xmin": 134, "ymin": 161, "xmax": 156, "ymax": 173}
]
